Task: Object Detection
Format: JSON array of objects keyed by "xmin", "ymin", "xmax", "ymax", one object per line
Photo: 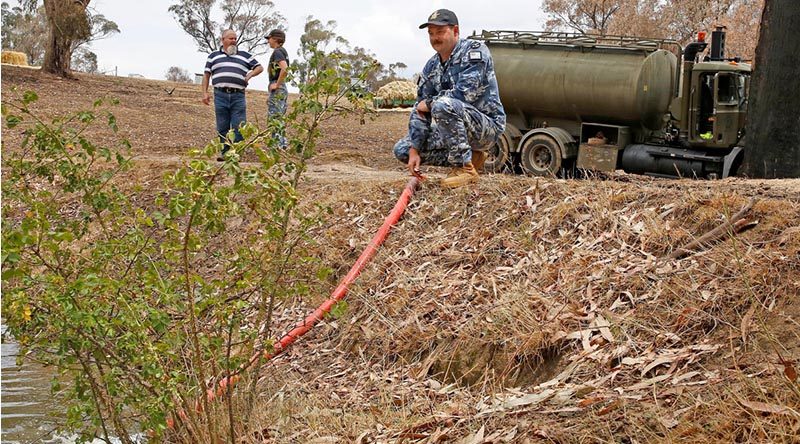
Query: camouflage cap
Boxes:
[{"xmin": 418, "ymin": 9, "xmax": 458, "ymax": 29}]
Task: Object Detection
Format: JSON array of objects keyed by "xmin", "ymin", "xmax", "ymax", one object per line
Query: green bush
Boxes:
[{"xmin": 2, "ymin": 49, "xmax": 375, "ymax": 443}]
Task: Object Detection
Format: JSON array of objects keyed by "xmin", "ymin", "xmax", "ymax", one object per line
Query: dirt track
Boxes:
[{"xmin": 1, "ymin": 65, "xmax": 408, "ymax": 172}]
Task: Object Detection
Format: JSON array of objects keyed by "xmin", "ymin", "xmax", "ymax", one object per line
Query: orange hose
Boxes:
[
  {"xmin": 168, "ymin": 176, "xmax": 420, "ymax": 429},
  {"xmin": 257, "ymin": 175, "xmax": 420, "ymax": 361}
]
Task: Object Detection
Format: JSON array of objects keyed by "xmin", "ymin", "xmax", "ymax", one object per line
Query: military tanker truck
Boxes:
[{"xmin": 469, "ymin": 27, "xmax": 750, "ymax": 178}]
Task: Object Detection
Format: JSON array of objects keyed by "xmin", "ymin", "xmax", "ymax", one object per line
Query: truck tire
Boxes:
[
  {"xmin": 520, "ymin": 134, "xmax": 562, "ymax": 176},
  {"xmin": 483, "ymin": 131, "xmax": 511, "ymax": 173}
]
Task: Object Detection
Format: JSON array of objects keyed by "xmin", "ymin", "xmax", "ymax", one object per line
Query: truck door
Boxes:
[
  {"xmin": 696, "ymin": 73, "xmax": 715, "ymax": 141},
  {"xmin": 713, "ymin": 73, "xmax": 743, "ymax": 147},
  {"xmin": 738, "ymin": 73, "xmax": 750, "ymax": 133}
]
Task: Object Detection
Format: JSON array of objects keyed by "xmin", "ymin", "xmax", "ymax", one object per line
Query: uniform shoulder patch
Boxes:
[
  {"xmin": 470, "ymin": 41, "xmax": 481, "ymax": 49},
  {"xmin": 468, "ymin": 50, "xmax": 482, "ymax": 61}
]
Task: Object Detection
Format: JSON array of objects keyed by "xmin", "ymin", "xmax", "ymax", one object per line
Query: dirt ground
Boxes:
[
  {"xmin": 2, "ymin": 66, "xmax": 799, "ymax": 443},
  {"xmin": 1, "ymin": 65, "xmax": 407, "ymax": 172}
]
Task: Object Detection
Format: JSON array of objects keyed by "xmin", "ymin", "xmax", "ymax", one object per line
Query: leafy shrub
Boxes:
[{"xmin": 2, "ymin": 48, "xmax": 375, "ymax": 443}]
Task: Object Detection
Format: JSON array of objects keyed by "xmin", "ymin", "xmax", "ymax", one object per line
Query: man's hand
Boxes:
[
  {"xmin": 407, "ymin": 147, "xmax": 421, "ymax": 176},
  {"xmin": 202, "ymin": 91, "xmax": 210, "ymax": 105},
  {"xmin": 269, "ymin": 83, "xmax": 279, "ymax": 92},
  {"xmin": 416, "ymin": 99, "xmax": 430, "ymax": 117}
]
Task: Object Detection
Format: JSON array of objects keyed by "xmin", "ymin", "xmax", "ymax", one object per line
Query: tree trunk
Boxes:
[
  {"xmin": 740, "ymin": 0, "xmax": 800, "ymax": 178},
  {"xmin": 41, "ymin": 0, "xmax": 91, "ymax": 78}
]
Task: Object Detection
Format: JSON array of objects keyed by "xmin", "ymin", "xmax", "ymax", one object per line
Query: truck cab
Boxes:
[{"xmin": 687, "ymin": 62, "xmax": 750, "ymax": 149}]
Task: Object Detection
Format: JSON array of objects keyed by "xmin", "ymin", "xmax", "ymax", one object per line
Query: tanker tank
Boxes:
[{"xmin": 486, "ymin": 36, "xmax": 677, "ymax": 131}]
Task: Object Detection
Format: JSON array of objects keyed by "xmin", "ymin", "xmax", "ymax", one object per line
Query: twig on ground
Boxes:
[{"xmin": 668, "ymin": 197, "xmax": 757, "ymax": 260}]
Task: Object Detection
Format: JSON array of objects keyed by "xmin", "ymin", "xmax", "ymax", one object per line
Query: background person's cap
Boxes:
[
  {"xmin": 418, "ymin": 9, "xmax": 458, "ymax": 29},
  {"xmin": 266, "ymin": 29, "xmax": 285, "ymax": 40}
]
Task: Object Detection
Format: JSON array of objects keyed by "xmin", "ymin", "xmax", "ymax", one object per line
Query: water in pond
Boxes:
[
  {"xmin": 2, "ymin": 324, "xmax": 145, "ymax": 443},
  {"xmin": 1, "ymin": 323, "xmax": 62, "ymax": 443}
]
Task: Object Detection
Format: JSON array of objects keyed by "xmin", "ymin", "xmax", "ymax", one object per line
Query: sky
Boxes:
[{"xmin": 82, "ymin": 0, "xmax": 547, "ymax": 92}]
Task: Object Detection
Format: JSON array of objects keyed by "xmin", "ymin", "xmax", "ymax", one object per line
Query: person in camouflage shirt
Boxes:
[{"xmin": 393, "ymin": 9, "xmax": 506, "ymax": 188}]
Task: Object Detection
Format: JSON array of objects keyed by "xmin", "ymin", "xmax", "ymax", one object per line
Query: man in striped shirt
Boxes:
[{"xmin": 202, "ymin": 29, "xmax": 263, "ymax": 160}]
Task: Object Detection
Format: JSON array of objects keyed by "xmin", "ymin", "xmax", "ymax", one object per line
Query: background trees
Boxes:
[
  {"xmin": 165, "ymin": 66, "xmax": 194, "ymax": 83},
  {"xmin": 3, "ymin": 0, "xmax": 409, "ymax": 86},
  {"xmin": 293, "ymin": 16, "xmax": 407, "ymax": 91},
  {"xmin": 2, "ymin": 1, "xmax": 48, "ymax": 64},
  {"xmin": 77, "ymin": 9, "xmax": 119, "ymax": 51},
  {"xmin": 41, "ymin": 0, "xmax": 91, "ymax": 76},
  {"xmin": 2, "ymin": 0, "xmax": 118, "ymax": 75},
  {"xmin": 168, "ymin": 0, "xmax": 284, "ymax": 55},
  {"xmin": 71, "ymin": 47, "xmax": 98, "ymax": 73},
  {"xmin": 543, "ymin": 0, "xmax": 764, "ymax": 60},
  {"xmin": 543, "ymin": 0, "xmax": 624, "ymax": 35},
  {"xmin": 68, "ymin": 5, "xmax": 118, "ymax": 73}
]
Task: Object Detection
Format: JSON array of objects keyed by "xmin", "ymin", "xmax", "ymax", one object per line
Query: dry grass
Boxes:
[
  {"xmin": 2, "ymin": 67, "xmax": 798, "ymax": 442},
  {"xmin": 244, "ymin": 174, "xmax": 800, "ymax": 443}
]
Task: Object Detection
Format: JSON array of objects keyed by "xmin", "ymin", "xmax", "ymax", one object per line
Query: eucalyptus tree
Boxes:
[{"xmin": 169, "ymin": 0, "xmax": 285, "ymax": 55}]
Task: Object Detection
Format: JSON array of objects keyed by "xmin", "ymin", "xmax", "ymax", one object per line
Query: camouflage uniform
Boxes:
[
  {"xmin": 268, "ymin": 85, "xmax": 288, "ymax": 116},
  {"xmin": 268, "ymin": 85, "xmax": 288, "ymax": 147},
  {"xmin": 394, "ymin": 38, "xmax": 506, "ymax": 167},
  {"xmin": 267, "ymin": 43, "xmax": 289, "ymax": 148}
]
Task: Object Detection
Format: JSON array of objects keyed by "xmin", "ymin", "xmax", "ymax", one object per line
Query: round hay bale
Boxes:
[
  {"xmin": 2, "ymin": 51, "xmax": 28, "ymax": 66},
  {"xmin": 376, "ymin": 80, "xmax": 416, "ymax": 101}
]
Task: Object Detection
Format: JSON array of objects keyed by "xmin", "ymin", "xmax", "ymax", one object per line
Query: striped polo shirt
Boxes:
[{"xmin": 204, "ymin": 49, "xmax": 261, "ymax": 90}]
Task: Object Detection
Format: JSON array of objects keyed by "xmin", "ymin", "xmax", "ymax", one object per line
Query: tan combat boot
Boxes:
[
  {"xmin": 440, "ymin": 162, "xmax": 479, "ymax": 188},
  {"xmin": 447, "ymin": 151, "xmax": 487, "ymax": 177},
  {"xmin": 472, "ymin": 150, "xmax": 488, "ymax": 171}
]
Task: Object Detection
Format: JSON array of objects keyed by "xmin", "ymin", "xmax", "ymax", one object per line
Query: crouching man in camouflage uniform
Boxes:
[{"xmin": 393, "ymin": 9, "xmax": 506, "ymax": 188}]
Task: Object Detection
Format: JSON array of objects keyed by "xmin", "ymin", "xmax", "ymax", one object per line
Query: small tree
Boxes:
[
  {"xmin": 169, "ymin": 0, "xmax": 285, "ymax": 55},
  {"xmin": 166, "ymin": 66, "xmax": 193, "ymax": 82},
  {"xmin": 2, "ymin": 43, "xmax": 379, "ymax": 443}
]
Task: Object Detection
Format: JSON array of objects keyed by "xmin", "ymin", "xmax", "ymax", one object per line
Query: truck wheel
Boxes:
[
  {"xmin": 520, "ymin": 134, "xmax": 562, "ymax": 176},
  {"xmin": 483, "ymin": 132, "xmax": 511, "ymax": 173}
]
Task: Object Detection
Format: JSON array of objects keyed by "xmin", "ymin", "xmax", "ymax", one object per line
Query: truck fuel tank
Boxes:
[{"xmin": 482, "ymin": 33, "xmax": 678, "ymax": 131}]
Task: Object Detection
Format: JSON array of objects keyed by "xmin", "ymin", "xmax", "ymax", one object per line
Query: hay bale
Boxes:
[
  {"xmin": 376, "ymin": 80, "xmax": 416, "ymax": 101},
  {"xmin": 2, "ymin": 51, "xmax": 28, "ymax": 66}
]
